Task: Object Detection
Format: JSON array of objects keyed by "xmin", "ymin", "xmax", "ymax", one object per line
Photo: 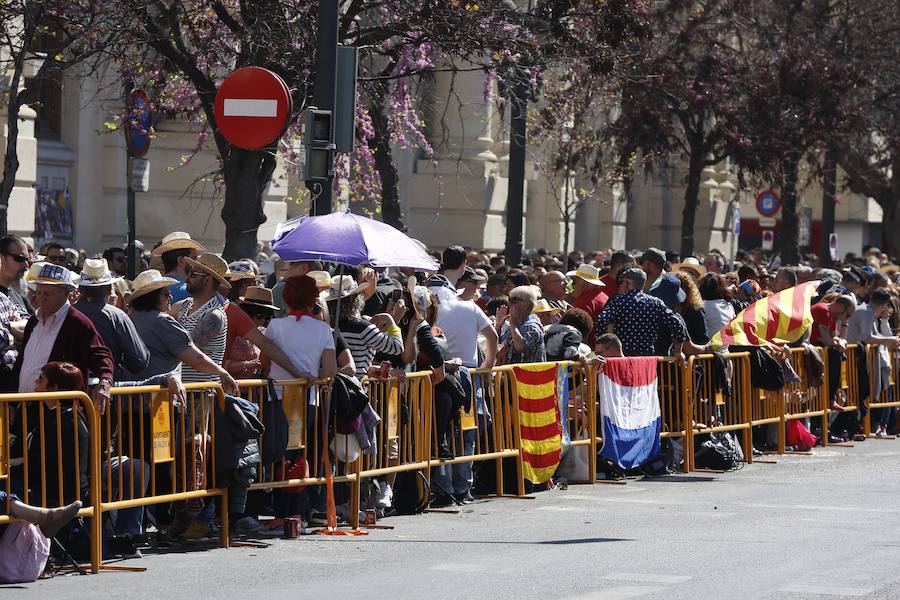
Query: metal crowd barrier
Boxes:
[
  {"xmin": 103, "ymin": 382, "xmax": 230, "ymax": 552},
  {"xmin": 656, "ymin": 357, "xmax": 691, "ymax": 474},
  {"xmin": 427, "ymin": 367, "xmax": 525, "ymax": 498},
  {"xmin": 0, "ymin": 391, "xmax": 101, "ymax": 573},
  {"xmin": 685, "ymin": 352, "xmax": 753, "ymax": 471},
  {"xmin": 863, "ymin": 345, "xmax": 900, "ymax": 438},
  {"xmin": 360, "ymin": 371, "xmax": 433, "ymax": 480},
  {"xmin": 240, "ymin": 378, "xmax": 362, "ymax": 529}
]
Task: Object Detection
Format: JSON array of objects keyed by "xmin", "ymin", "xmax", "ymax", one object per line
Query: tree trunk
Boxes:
[
  {"xmin": 884, "ymin": 148, "xmax": 900, "ymax": 260},
  {"xmin": 780, "ymin": 152, "xmax": 801, "ymax": 265},
  {"xmin": 562, "ymin": 166, "xmax": 571, "ymax": 254},
  {"xmin": 367, "ymin": 84, "xmax": 403, "ymax": 231},
  {"xmin": 220, "ymin": 147, "xmax": 276, "ymax": 261},
  {"xmin": 680, "ymin": 141, "xmax": 704, "ymax": 258},
  {"xmin": 0, "ymin": 13, "xmax": 35, "ymax": 235}
]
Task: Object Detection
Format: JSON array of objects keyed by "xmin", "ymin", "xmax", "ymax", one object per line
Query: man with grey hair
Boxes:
[
  {"xmin": 496, "ymin": 285, "xmax": 545, "ymax": 364},
  {"xmin": 703, "ymin": 252, "xmax": 725, "ymax": 275},
  {"xmin": 595, "ymin": 267, "xmax": 688, "ymax": 358}
]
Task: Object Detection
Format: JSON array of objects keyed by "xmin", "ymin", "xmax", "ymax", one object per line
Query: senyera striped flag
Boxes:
[
  {"xmin": 709, "ymin": 281, "xmax": 819, "ymax": 349},
  {"xmin": 598, "ymin": 357, "xmax": 661, "ymax": 469},
  {"xmin": 513, "ymin": 363, "xmax": 570, "ymax": 485}
]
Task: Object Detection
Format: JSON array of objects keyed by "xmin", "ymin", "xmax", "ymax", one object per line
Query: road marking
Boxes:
[
  {"xmin": 429, "ymin": 562, "xmax": 510, "ymax": 574},
  {"xmin": 778, "ymin": 583, "xmax": 875, "ymax": 596},
  {"xmin": 600, "ymin": 573, "xmax": 692, "ymax": 584},
  {"xmin": 563, "ymin": 586, "xmax": 665, "ymax": 599},
  {"xmin": 223, "ymin": 99, "xmax": 278, "ymax": 117}
]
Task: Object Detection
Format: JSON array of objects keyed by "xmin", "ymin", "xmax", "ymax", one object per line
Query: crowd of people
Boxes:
[{"xmin": 3, "ymin": 230, "xmax": 900, "ymax": 577}]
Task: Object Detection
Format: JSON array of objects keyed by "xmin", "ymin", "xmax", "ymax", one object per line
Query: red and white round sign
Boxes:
[{"xmin": 214, "ymin": 67, "xmax": 292, "ymax": 150}]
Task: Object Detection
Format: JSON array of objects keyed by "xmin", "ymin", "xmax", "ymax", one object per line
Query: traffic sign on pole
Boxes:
[
  {"xmin": 125, "ymin": 89, "xmax": 152, "ymax": 158},
  {"xmin": 829, "ymin": 233, "xmax": 838, "ymax": 261},
  {"xmin": 214, "ymin": 67, "xmax": 292, "ymax": 150},
  {"xmin": 755, "ymin": 190, "xmax": 781, "ymax": 218},
  {"xmin": 761, "ymin": 230, "xmax": 774, "ymax": 251}
]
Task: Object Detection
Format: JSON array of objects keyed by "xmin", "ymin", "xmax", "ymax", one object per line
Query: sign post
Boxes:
[
  {"xmin": 761, "ymin": 230, "xmax": 774, "ymax": 251},
  {"xmin": 829, "ymin": 233, "xmax": 838, "ymax": 262},
  {"xmin": 124, "ymin": 88, "xmax": 152, "ymax": 280}
]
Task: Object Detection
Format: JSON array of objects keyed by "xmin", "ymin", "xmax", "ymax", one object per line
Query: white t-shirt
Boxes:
[
  {"xmin": 264, "ymin": 315, "xmax": 335, "ymax": 380},
  {"xmin": 435, "ymin": 298, "xmax": 491, "ymax": 367}
]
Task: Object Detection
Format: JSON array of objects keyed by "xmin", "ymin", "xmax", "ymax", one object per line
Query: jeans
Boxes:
[
  {"xmin": 102, "ymin": 456, "xmax": 150, "ymax": 536},
  {"xmin": 431, "ymin": 429, "xmax": 477, "ymax": 496}
]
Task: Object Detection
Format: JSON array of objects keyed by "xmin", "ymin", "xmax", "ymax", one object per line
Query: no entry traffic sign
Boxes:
[{"xmin": 214, "ymin": 67, "xmax": 292, "ymax": 150}]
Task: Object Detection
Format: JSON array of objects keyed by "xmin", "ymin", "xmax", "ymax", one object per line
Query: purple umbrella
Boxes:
[{"xmin": 271, "ymin": 211, "xmax": 439, "ymax": 271}]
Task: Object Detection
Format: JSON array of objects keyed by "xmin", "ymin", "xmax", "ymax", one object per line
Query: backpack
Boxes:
[
  {"xmin": 0, "ymin": 523, "xmax": 50, "ymax": 583},
  {"xmin": 261, "ymin": 379, "xmax": 289, "ymax": 466},
  {"xmin": 391, "ymin": 470, "xmax": 430, "ymax": 515},
  {"xmin": 694, "ymin": 431, "xmax": 743, "ymax": 471}
]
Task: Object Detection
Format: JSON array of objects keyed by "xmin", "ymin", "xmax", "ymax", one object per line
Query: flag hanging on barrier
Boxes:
[
  {"xmin": 598, "ymin": 357, "xmax": 661, "ymax": 469},
  {"xmin": 514, "ymin": 363, "xmax": 567, "ymax": 484},
  {"xmin": 709, "ymin": 281, "xmax": 818, "ymax": 349}
]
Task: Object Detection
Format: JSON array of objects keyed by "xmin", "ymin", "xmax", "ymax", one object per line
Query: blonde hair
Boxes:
[{"xmin": 672, "ymin": 272, "xmax": 703, "ymax": 310}]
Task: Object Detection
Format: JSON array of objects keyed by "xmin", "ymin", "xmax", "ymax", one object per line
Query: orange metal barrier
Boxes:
[
  {"xmin": 429, "ymin": 367, "xmax": 524, "ymax": 498},
  {"xmin": 685, "ymin": 353, "xmax": 753, "ymax": 471},
  {"xmin": 656, "ymin": 358, "xmax": 691, "ymax": 474},
  {"xmin": 102, "ymin": 382, "xmax": 230, "ymax": 553},
  {"xmin": 0, "ymin": 391, "xmax": 101, "ymax": 573},
  {"xmin": 240, "ymin": 378, "xmax": 361, "ymax": 529},
  {"xmin": 560, "ymin": 361, "xmax": 596, "ymax": 484},
  {"xmin": 863, "ymin": 345, "xmax": 900, "ymax": 437},
  {"xmin": 360, "ymin": 371, "xmax": 433, "ymax": 480}
]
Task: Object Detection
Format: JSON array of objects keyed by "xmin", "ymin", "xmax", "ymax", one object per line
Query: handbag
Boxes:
[{"xmin": 0, "ymin": 522, "xmax": 50, "ymax": 583}]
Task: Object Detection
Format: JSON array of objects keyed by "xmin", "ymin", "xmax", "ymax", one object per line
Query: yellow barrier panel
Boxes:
[
  {"xmin": 686, "ymin": 353, "xmax": 753, "ymax": 472},
  {"xmin": 656, "ymin": 358, "xmax": 691, "ymax": 474},
  {"xmin": 240, "ymin": 378, "xmax": 361, "ymax": 529},
  {"xmin": 426, "ymin": 367, "xmax": 525, "ymax": 499},
  {"xmin": 102, "ymin": 382, "xmax": 230, "ymax": 556},
  {"xmin": 863, "ymin": 345, "xmax": 900, "ymax": 437},
  {"xmin": 0, "ymin": 391, "xmax": 101, "ymax": 574},
  {"xmin": 360, "ymin": 371, "xmax": 433, "ymax": 480},
  {"xmin": 560, "ymin": 361, "xmax": 595, "ymax": 484}
]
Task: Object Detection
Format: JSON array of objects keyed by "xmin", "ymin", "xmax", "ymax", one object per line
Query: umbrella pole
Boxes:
[{"xmin": 318, "ymin": 263, "xmax": 366, "ymax": 536}]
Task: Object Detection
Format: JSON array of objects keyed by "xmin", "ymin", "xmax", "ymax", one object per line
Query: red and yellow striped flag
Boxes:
[
  {"xmin": 514, "ymin": 363, "xmax": 563, "ymax": 484},
  {"xmin": 709, "ymin": 282, "xmax": 818, "ymax": 349}
]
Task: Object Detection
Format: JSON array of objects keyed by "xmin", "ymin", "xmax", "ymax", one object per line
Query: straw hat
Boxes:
[
  {"xmin": 532, "ymin": 298, "xmax": 562, "ymax": 315},
  {"xmin": 152, "ymin": 231, "xmax": 206, "ymax": 256},
  {"xmin": 29, "ymin": 263, "xmax": 78, "ymax": 288},
  {"xmin": 319, "ymin": 275, "xmax": 366, "ymax": 302},
  {"xmin": 241, "ymin": 286, "xmax": 281, "ymax": 312},
  {"xmin": 880, "ymin": 264, "xmax": 900, "ymax": 275},
  {"xmin": 225, "ymin": 259, "xmax": 259, "ymax": 282},
  {"xmin": 127, "ymin": 270, "xmax": 178, "ymax": 304},
  {"xmin": 306, "ymin": 270, "xmax": 333, "ymax": 289},
  {"xmin": 78, "ymin": 258, "xmax": 122, "ymax": 287},
  {"xmin": 566, "ymin": 263, "xmax": 605, "ymax": 286},
  {"xmin": 185, "ymin": 252, "xmax": 232, "ymax": 289},
  {"xmin": 148, "ymin": 255, "xmax": 164, "ymax": 273},
  {"xmin": 672, "ymin": 262, "xmax": 707, "ymax": 279},
  {"xmin": 24, "ymin": 261, "xmax": 47, "ymax": 284}
]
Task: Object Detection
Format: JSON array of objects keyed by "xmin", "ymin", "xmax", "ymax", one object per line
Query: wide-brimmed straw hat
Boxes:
[
  {"xmin": 225, "ymin": 259, "xmax": 259, "ymax": 282},
  {"xmin": 532, "ymin": 298, "xmax": 563, "ymax": 315},
  {"xmin": 319, "ymin": 275, "xmax": 366, "ymax": 302},
  {"xmin": 152, "ymin": 231, "xmax": 206, "ymax": 256},
  {"xmin": 672, "ymin": 262, "xmax": 707, "ymax": 279},
  {"xmin": 79, "ymin": 258, "xmax": 122, "ymax": 287},
  {"xmin": 185, "ymin": 252, "xmax": 232, "ymax": 289},
  {"xmin": 29, "ymin": 263, "xmax": 78, "ymax": 288},
  {"xmin": 127, "ymin": 270, "xmax": 178, "ymax": 304},
  {"xmin": 566, "ymin": 263, "xmax": 605, "ymax": 286},
  {"xmin": 306, "ymin": 270, "xmax": 333, "ymax": 290},
  {"xmin": 241, "ymin": 286, "xmax": 281, "ymax": 312}
]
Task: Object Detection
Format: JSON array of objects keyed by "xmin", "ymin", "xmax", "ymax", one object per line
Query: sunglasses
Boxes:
[
  {"xmin": 46, "ymin": 254, "xmax": 67, "ymax": 263},
  {"xmin": 3, "ymin": 252, "xmax": 29, "ymax": 264}
]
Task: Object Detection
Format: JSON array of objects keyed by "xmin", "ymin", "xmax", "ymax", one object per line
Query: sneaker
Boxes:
[
  {"xmin": 375, "ymin": 482, "xmax": 393, "ymax": 509},
  {"xmin": 453, "ymin": 491, "xmax": 475, "ymax": 504},
  {"xmin": 111, "ymin": 534, "xmax": 143, "ymax": 559},
  {"xmin": 429, "ymin": 494, "xmax": 454, "ymax": 508},
  {"xmin": 232, "ymin": 516, "xmax": 264, "ymax": 534},
  {"xmin": 876, "ymin": 426, "xmax": 887, "ymax": 438},
  {"xmin": 179, "ymin": 521, "xmax": 213, "ymax": 541}
]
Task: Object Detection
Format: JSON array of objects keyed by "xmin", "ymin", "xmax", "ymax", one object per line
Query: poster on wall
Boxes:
[{"xmin": 34, "ymin": 187, "xmax": 74, "ymax": 245}]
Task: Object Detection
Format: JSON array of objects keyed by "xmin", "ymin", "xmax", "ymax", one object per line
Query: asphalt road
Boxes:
[{"xmin": 8, "ymin": 439, "xmax": 900, "ymax": 600}]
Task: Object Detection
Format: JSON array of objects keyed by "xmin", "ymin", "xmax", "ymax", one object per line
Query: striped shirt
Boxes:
[
  {"xmin": 338, "ymin": 316, "xmax": 403, "ymax": 378},
  {"xmin": 177, "ymin": 296, "xmax": 227, "ymax": 384}
]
